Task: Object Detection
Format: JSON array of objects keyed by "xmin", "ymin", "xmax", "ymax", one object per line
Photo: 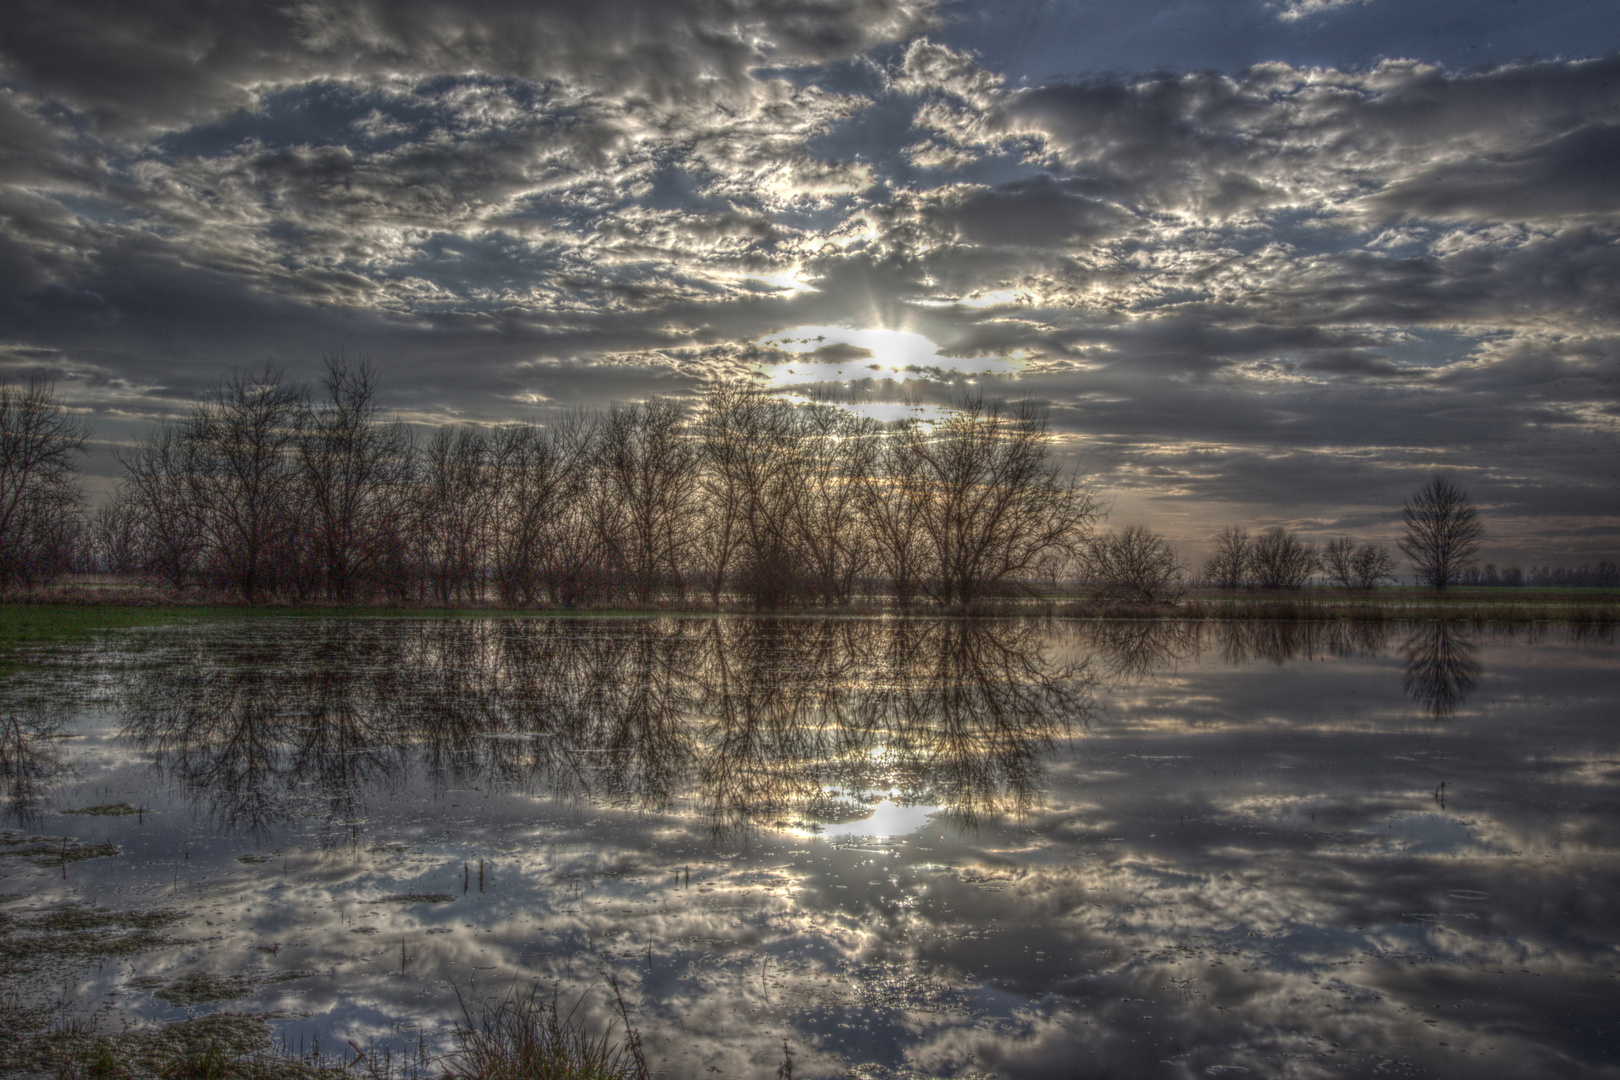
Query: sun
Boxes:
[{"xmin": 755, "ymin": 325, "xmax": 1023, "ymax": 388}]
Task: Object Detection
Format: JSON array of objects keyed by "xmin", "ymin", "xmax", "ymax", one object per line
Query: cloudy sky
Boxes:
[{"xmin": 2, "ymin": 0, "xmax": 1617, "ymax": 565}]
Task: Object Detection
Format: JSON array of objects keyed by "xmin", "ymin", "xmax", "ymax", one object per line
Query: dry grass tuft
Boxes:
[{"xmin": 444, "ymin": 982, "xmax": 649, "ymax": 1080}]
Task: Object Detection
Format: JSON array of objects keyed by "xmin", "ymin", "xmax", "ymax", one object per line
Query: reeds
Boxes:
[{"xmin": 443, "ymin": 983, "xmax": 649, "ymax": 1080}]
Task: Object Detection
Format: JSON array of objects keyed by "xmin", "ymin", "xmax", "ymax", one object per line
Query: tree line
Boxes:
[
  {"xmin": 1197, "ymin": 476, "xmax": 1485, "ymax": 593},
  {"xmin": 5, "ymin": 362, "xmax": 1101, "ymax": 606},
  {"xmin": 2, "ymin": 367, "xmax": 1609, "ymax": 603}
]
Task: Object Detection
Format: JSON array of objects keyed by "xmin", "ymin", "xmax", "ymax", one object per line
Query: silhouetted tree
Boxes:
[
  {"xmin": 1249, "ymin": 526, "xmax": 1318, "ymax": 589},
  {"xmin": 1088, "ymin": 525, "xmax": 1185, "ymax": 602},
  {"xmin": 693, "ymin": 385, "xmax": 753, "ymax": 607},
  {"xmin": 489, "ymin": 415, "xmax": 592, "ymax": 606},
  {"xmin": 906, "ymin": 397, "xmax": 1099, "ymax": 605},
  {"xmin": 786, "ymin": 402, "xmax": 877, "ymax": 605},
  {"xmin": 601, "ymin": 399, "xmax": 701, "ymax": 604},
  {"xmin": 186, "ymin": 366, "xmax": 307, "ymax": 602},
  {"xmin": 413, "ymin": 426, "xmax": 493, "ymax": 603},
  {"xmin": 0, "ymin": 378, "xmax": 89, "ymax": 589},
  {"xmin": 299, "ymin": 356, "xmax": 414, "ymax": 602},
  {"xmin": 1202, "ymin": 525, "xmax": 1251, "ymax": 588},
  {"xmin": 860, "ymin": 426, "xmax": 930, "ymax": 605},
  {"xmin": 1321, "ymin": 537, "xmax": 1398, "ymax": 591},
  {"xmin": 113, "ymin": 421, "xmax": 207, "ymax": 590},
  {"xmin": 1399, "ymin": 476, "xmax": 1483, "ymax": 591}
]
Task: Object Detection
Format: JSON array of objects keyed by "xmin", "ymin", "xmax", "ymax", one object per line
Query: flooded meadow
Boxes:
[{"xmin": 0, "ymin": 616, "xmax": 1616, "ymax": 1079}]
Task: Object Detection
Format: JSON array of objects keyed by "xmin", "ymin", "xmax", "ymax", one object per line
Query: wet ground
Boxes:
[{"xmin": 0, "ymin": 616, "xmax": 1615, "ymax": 1079}]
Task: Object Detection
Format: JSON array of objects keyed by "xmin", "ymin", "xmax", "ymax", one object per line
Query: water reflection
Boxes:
[
  {"xmin": 3, "ymin": 617, "xmax": 1617, "ymax": 1080},
  {"xmin": 0, "ymin": 699, "xmax": 74, "ymax": 828},
  {"xmin": 1400, "ymin": 624, "xmax": 1482, "ymax": 718},
  {"xmin": 118, "ymin": 619, "xmax": 1094, "ymax": 839},
  {"xmin": 114, "ymin": 618, "xmax": 1514, "ymax": 839}
]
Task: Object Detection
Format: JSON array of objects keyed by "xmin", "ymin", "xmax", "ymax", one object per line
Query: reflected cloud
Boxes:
[{"xmin": 4, "ymin": 618, "xmax": 1615, "ymax": 1080}]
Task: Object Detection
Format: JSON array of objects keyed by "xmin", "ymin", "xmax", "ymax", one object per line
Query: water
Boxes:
[{"xmin": 1, "ymin": 617, "xmax": 1616, "ymax": 1078}]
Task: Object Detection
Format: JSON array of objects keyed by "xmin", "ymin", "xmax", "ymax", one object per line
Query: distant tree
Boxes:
[
  {"xmin": 1202, "ymin": 525, "xmax": 1251, "ymax": 588},
  {"xmin": 89, "ymin": 497, "xmax": 142, "ymax": 575},
  {"xmin": 1398, "ymin": 476, "xmax": 1483, "ymax": 591},
  {"xmin": 1322, "ymin": 537, "xmax": 1398, "ymax": 591},
  {"xmin": 1249, "ymin": 526, "xmax": 1319, "ymax": 589},
  {"xmin": 695, "ymin": 388, "xmax": 811, "ymax": 609},
  {"xmin": 488, "ymin": 415, "xmax": 591, "ymax": 606},
  {"xmin": 1088, "ymin": 525, "xmax": 1185, "ymax": 602},
  {"xmin": 859, "ymin": 419, "xmax": 930, "ymax": 606},
  {"xmin": 0, "ymin": 378, "xmax": 89, "ymax": 589}
]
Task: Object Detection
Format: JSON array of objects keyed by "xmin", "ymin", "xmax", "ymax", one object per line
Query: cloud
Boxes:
[
  {"xmin": 0, "ymin": 0, "xmax": 939, "ymax": 136},
  {"xmin": 1364, "ymin": 123, "xmax": 1620, "ymax": 223},
  {"xmin": 0, "ymin": 5, "xmax": 1616, "ymax": 559}
]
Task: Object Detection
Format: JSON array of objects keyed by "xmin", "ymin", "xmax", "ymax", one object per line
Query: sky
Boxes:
[{"xmin": 1, "ymin": 0, "xmax": 1617, "ymax": 566}]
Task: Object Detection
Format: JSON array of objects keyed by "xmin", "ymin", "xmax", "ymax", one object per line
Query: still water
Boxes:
[{"xmin": 1, "ymin": 617, "xmax": 1616, "ymax": 1078}]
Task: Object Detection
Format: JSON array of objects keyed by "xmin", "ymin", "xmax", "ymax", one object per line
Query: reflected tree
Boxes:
[
  {"xmin": 116, "ymin": 617, "xmax": 1096, "ymax": 841},
  {"xmin": 1401, "ymin": 624, "xmax": 1481, "ymax": 719},
  {"xmin": 0, "ymin": 701, "xmax": 74, "ymax": 828}
]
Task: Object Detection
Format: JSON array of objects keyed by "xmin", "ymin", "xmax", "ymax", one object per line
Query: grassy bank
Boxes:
[{"xmin": 2, "ymin": 585, "xmax": 1617, "ymax": 658}]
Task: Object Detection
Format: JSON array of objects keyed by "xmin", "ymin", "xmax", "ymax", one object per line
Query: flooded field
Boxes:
[{"xmin": 0, "ymin": 616, "xmax": 1616, "ymax": 1078}]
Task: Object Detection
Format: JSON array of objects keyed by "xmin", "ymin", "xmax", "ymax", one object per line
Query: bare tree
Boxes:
[
  {"xmin": 907, "ymin": 398, "xmax": 1099, "ymax": 606},
  {"xmin": 1399, "ymin": 476, "xmax": 1483, "ymax": 591},
  {"xmin": 693, "ymin": 385, "xmax": 752, "ymax": 607},
  {"xmin": 185, "ymin": 366, "xmax": 307, "ymax": 602},
  {"xmin": 413, "ymin": 426, "xmax": 493, "ymax": 604},
  {"xmin": 860, "ymin": 426, "xmax": 930, "ymax": 606},
  {"xmin": 489, "ymin": 415, "xmax": 592, "ymax": 606},
  {"xmin": 786, "ymin": 402, "xmax": 877, "ymax": 605},
  {"xmin": 0, "ymin": 378, "xmax": 89, "ymax": 589},
  {"xmin": 299, "ymin": 356, "xmax": 414, "ymax": 602},
  {"xmin": 600, "ymin": 399, "xmax": 701, "ymax": 605},
  {"xmin": 1088, "ymin": 525, "xmax": 1185, "ymax": 602},
  {"xmin": 114, "ymin": 421, "xmax": 207, "ymax": 591},
  {"xmin": 1202, "ymin": 525, "xmax": 1251, "ymax": 588},
  {"xmin": 697, "ymin": 387, "xmax": 805, "ymax": 608},
  {"xmin": 1322, "ymin": 537, "xmax": 1398, "ymax": 591},
  {"xmin": 89, "ymin": 497, "xmax": 142, "ymax": 575},
  {"xmin": 1249, "ymin": 526, "xmax": 1319, "ymax": 589}
]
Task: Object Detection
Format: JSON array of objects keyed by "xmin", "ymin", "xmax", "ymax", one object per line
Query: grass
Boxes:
[
  {"xmin": 25, "ymin": 985, "xmax": 662, "ymax": 1080},
  {"xmin": 1060, "ymin": 586, "xmax": 1620, "ymax": 628},
  {"xmin": 444, "ymin": 983, "xmax": 650, "ymax": 1080}
]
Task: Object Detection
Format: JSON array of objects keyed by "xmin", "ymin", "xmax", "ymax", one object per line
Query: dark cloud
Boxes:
[
  {"xmin": 0, "ymin": 4, "xmax": 1616, "ymax": 558},
  {"xmin": 0, "ymin": 0, "xmax": 938, "ymax": 135},
  {"xmin": 1367, "ymin": 122, "xmax": 1620, "ymax": 223}
]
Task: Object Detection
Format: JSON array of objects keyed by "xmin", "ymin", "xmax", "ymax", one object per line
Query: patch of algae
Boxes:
[
  {"xmin": 10, "ymin": 1012, "xmax": 349, "ymax": 1079},
  {"xmin": 0, "ymin": 904, "xmax": 183, "ymax": 976},
  {"xmin": 0, "ymin": 829, "xmax": 122, "ymax": 868},
  {"xmin": 61, "ymin": 803, "xmax": 144, "ymax": 816},
  {"xmin": 129, "ymin": 969, "xmax": 315, "ymax": 1007},
  {"xmin": 0, "ymin": 903, "xmax": 305, "ymax": 1079}
]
